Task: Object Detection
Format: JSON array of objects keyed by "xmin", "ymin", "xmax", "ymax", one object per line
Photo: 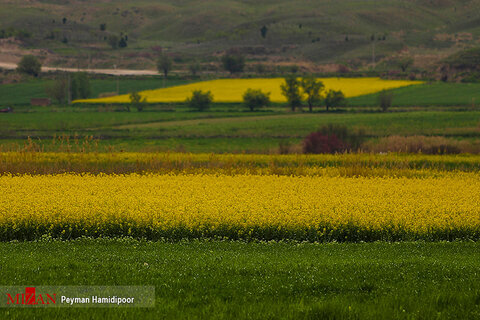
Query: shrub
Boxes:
[
  {"xmin": 118, "ymin": 36, "xmax": 128, "ymax": 48},
  {"xmin": 289, "ymin": 65, "xmax": 299, "ymax": 74},
  {"xmin": 129, "ymin": 92, "xmax": 147, "ymax": 112},
  {"xmin": 378, "ymin": 90, "xmax": 393, "ymax": 112},
  {"xmin": 107, "ymin": 35, "xmax": 119, "ymax": 49},
  {"xmin": 278, "ymin": 140, "xmax": 293, "ymax": 154},
  {"xmin": 186, "ymin": 90, "xmax": 213, "ymax": 111},
  {"xmin": 318, "ymin": 124, "xmax": 365, "ymax": 150},
  {"xmin": 242, "ymin": 89, "xmax": 270, "ymax": 111},
  {"xmin": 260, "ymin": 25, "xmax": 268, "ymax": 38},
  {"xmin": 303, "ymin": 132, "xmax": 345, "ymax": 154},
  {"xmin": 303, "ymin": 124, "xmax": 365, "ymax": 154},
  {"xmin": 221, "ymin": 54, "xmax": 245, "ymax": 74},
  {"xmin": 17, "ymin": 55, "xmax": 41, "ymax": 77},
  {"xmin": 254, "ymin": 64, "xmax": 266, "ymax": 75}
]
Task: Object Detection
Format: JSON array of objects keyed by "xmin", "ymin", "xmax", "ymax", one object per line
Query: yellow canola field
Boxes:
[
  {"xmin": 1, "ymin": 173, "xmax": 478, "ymax": 241},
  {"xmin": 74, "ymin": 77, "xmax": 422, "ymax": 104}
]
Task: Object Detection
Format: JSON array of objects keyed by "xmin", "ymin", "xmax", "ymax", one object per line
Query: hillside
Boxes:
[{"xmin": 1, "ymin": 0, "xmax": 480, "ymax": 71}]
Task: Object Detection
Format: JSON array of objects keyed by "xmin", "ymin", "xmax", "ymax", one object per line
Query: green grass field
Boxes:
[
  {"xmin": 0, "ymin": 78, "xmax": 192, "ymax": 106},
  {"xmin": 0, "ymin": 239, "xmax": 478, "ymax": 319},
  {"xmin": 5, "ymin": 80, "xmax": 480, "ymax": 108},
  {"xmin": 348, "ymin": 82, "xmax": 480, "ymax": 107},
  {"xmin": 2, "ymin": 108, "xmax": 479, "ymax": 152}
]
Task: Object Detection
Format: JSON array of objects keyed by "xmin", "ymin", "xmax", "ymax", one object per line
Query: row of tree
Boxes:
[
  {"xmin": 281, "ymin": 76, "xmax": 345, "ymax": 112},
  {"xmin": 164, "ymin": 77, "xmax": 346, "ymax": 112},
  {"xmin": 156, "ymin": 53, "xmax": 245, "ymax": 77},
  {"xmin": 45, "ymin": 73, "xmax": 90, "ymax": 104},
  {"xmin": 16, "ymin": 50, "xmax": 417, "ymax": 82}
]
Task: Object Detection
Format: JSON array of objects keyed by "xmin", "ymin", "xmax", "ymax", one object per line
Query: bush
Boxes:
[
  {"xmin": 222, "ymin": 54, "xmax": 245, "ymax": 74},
  {"xmin": 107, "ymin": 35, "xmax": 119, "ymax": 49},
  {"xmin": 378, "ymin": 90, "xmax": 393, "ymax": 112},
  {"xmin": 17, "ymin": 55, "xmax": 41, "ymax": 77},
  {"xmin": 242, "ymin": 89, "xmax": 270, "ymax": 111},
  {"xmin": 303, "ymin": 124, "xmax": 365, "ymax": 154},
  {"xmin": 129, "ymin": 91, "xmax": 147, "ymax": 112},
  {"xmin": 303, "ymin": 132, "xmax": 345, "ymax": 154},
  {"xmin": 254, "ymin": 64, "xmax": 266, "ymax": 75},
  {"xmin": 186, "ymin": 90, "xmax": 213, "ymax": 111}
]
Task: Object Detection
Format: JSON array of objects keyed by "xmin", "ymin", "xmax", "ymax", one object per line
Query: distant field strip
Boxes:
[
  {"xmin": 3, "ymin": 152, "xmax": 480, "ymax": 175},
  {"xmin": 74, "ymin": 78, "xmax": 422, "ymax": 104},
  {"xmin": 114, "ymin": 113, "xmax": 306, "ymax": 129}
]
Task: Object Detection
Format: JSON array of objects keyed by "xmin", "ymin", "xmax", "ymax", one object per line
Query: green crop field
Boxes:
[
  {"xmin": 0, "ymin": 78, "xmax": 192, "ymax": 106},
  {"xmin": 348, "ymin": 82, "xmax": 480, "ymax": 107},
  {"xmin": 5, "ymin": 79, "xmax": 480, "ymax": 109},
  {"xmin": 0, "ymin": 240, "xmax": 479, "ymax": 320},
  {"xmin": 1, "ymin": 107, "xmax": 479, "ymax": 153}
]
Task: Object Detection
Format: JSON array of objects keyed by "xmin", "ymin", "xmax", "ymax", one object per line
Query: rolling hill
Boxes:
[{"xmin": 1, "ymin": 0, "xmax": 480, "ymax": 70}]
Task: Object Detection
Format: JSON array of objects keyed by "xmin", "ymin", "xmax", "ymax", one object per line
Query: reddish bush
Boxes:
[{"xmin": 303, "ymin": 132, "xmax": 345, "ymax": 154}]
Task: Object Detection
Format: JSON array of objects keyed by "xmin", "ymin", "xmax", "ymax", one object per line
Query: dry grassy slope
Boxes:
[{"xmin": 1, "ymin": 0, "xmax": 480, "ymax": 66}]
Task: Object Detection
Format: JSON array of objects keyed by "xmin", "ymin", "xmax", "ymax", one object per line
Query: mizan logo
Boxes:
[{"xmin": 7, "ymin": 287, "xmax": 56, "ymax": 305}]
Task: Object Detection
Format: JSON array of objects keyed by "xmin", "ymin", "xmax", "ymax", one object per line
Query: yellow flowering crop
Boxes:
[
  {"xmin": 1, "ymin": 173, "xmax": 478, "ymax": 241},
  {"xmin": 74, "ymin": 77, "xmax": 422, "ymax": 104}
]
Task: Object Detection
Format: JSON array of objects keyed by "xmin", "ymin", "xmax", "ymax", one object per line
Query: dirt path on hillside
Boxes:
[
  {"xmin": 0, "ymin": 62, "xmax": 159, "ymax": 76},
  {"xmin": 114, "ymin": 113, "xmax": 311, "ymax": 130}
]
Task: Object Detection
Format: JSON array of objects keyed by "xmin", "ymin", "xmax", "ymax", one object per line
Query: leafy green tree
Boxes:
[
  {"xmin": 222, "ymin": 54, "xmax": 245, "ymax": 74},
  {"xmin": 260, "ymin": 25, "xmax": 268, "ymax": 38},
  {"xmin": 254, "ymin": 64, "xmax": 266, "ymax": 75},
  {"xmin": 189, "ymin": 61, "xmax": 201, "ymax": 76},
  {"xmin": 118, "ymin": 36, "xmax": 128, "ymax": 48},
  {"xmin": 107, "ymin": 35, "xmax": 119, "ymax": 49},
  {"xmin": 186, "ymin": 90, "xmax": 213, "ymax": 111},
  {"xmin": 17, "ymin": 55, "xmax": 41, "ymax": 77},
  {"xmin": 301, "ymin": 77, "xmax": 324, "ymax": 112},
  {"xmin": 324, "ymin": 90, "xmax": 346, "ymax": 111},
  {"xmin": 399, "ymin": 57, "xmax": 414, "ymax": 72},
  {"xmin": 45, "ymin": 77, "xmax": 67, "ymax": 104},
  {"xmin": 71, "ymin": 72, "xmax": 91, "ymax": 100},
  {"xmin": 280, "ymin": 76, "xmax": 302, "ymax": 111},
  {"xmin": 129, "ymin": 91, "xmax": 147, "ymax": 112},
  {"xmin": 378, "ymin": 90, "xmax": 393, "ymax": 112},
  {"xmin": 157, "ymin": 54, "xmax": 173, "ymax": 78},
  {"xmin": 242, "ymin": 89, "xmax": 270, "ymax": 111}
]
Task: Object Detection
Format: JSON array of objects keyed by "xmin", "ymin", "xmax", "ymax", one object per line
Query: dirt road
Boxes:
[{"xmin": 0, "ymin": 62, "xmax": 159, "ymax": 76}]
